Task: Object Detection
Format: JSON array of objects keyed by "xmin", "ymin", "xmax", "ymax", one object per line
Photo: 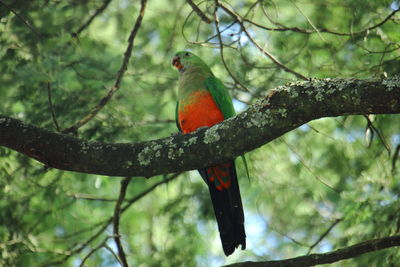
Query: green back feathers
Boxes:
[{"xmin": 205, "ymin": 76, "xmax": 236, "ymax": 119}]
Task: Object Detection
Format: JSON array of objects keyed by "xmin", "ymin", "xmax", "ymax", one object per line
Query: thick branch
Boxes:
[
  {"xmin": 0, "ymin": 78, "xmax": 399, "ymax": 177},
  {"xmin": 224, "ymin": 235, "xmax": 400, "ymax": 267}
]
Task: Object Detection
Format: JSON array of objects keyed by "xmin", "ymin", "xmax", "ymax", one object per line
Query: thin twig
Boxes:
[
  {"xmin": 61, "ymin": 220, "xmax": 108, "ymax": 239},
  {"xmin": 307, "ymin": 218, "xmax": 342, "ymax": 254},
  {"xmin": 217, "ymin": 2, "xmax": 308, "ymax": 80},
  {"xmin": 47, "ymin": 82, "xmax": 61, "ymax": 132},
  {"xmin": 269, "ymin": 223, "xmax": 309, "ymax": 247},
  {"xmin": 68, "ymin": 192, "xmax": 120, "ymax": 202},
  {"xmin": 364, "ymin": 115, "xmax": 391, "ymax": 156},
  {"xmin": 73, "ymin": 0, "xmax": 113, "ymax": 36},
  {"xmin": 104, "ymin": 244, "xmax": 123, "ymax": 265},
  {"xmin": 243, "ymin": 8, "xmax": 400, "ymax": 37},
  {"xmin": 62, "ymin": 0, "xmax": 148, "ymax": 134},
  {"xmin": 392, "ymin": 144, "xmax": 400, "ymax": 175},
  {"xmin": 78, "ymin": 237, "xmax": 109, "ymax": 267},
  {"xmin": 0, "ymin": 0, "xmax": 41, "ymax": 39},
  {"xmin": 113, "ymin": 177, "xmax": 132, "ymax": 267},
  {"xmin": 289, "ymin": 0, "xmax": 325, "ymax": 42},
  {"xmin": 186, "ymin": 0, "xmax": 212, "ymax": 24},
  {"xmin": 308, "ymin": 124, "xmax": 337, "ymax": 141},
  {"xmin": 213, "ymin": 2, "xmax": 253, "ymax": 94},
  {"xmin": 43, "ymin": 174, "xmax": 179, "ymax": 266},
  {"xmin": 283, "ymin": 139, "xmax": 340, "ymax": 193},
  {"xmin": 42, "ymin": 218, "xmax": 110, "ymax": 266},
  {"xmin": 121, "ymin": 174, "xmax": 180, "ymax": 213},
  {"xmin": 29, "ymin": 200, "xmax": 74, "ymax": 233}
]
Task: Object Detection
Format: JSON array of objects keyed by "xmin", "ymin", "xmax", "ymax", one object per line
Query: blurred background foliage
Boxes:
[{"xmin": 0, "ymin": 0, "xmax": 399, "ymax": 266}]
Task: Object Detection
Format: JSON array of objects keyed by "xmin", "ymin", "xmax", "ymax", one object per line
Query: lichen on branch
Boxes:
[{"xmin": 0, "ymin": 78, "xmax": 399, "ymax": 177}]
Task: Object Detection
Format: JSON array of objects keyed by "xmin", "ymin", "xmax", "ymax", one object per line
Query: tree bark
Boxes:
[
  {"xmin": 224, "ymin": 235, "xmax": 400, "ymax": 267},
  {"xmin": 0, "ymin": 78, "xmax": 399, "ymax": 177}
]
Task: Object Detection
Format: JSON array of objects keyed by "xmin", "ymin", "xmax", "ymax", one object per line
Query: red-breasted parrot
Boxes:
[{"xmin": 172, "ymin": 51, "xmax": 246, "ymax": 256}]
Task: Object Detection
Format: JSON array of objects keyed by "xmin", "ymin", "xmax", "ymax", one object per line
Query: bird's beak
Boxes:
[{"xmin": 172, "ymin": 56, "xmax": 183, "ymax": 70}]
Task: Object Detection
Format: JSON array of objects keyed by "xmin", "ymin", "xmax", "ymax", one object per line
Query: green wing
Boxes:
[
  {"xmin": 205, "ymin": 75, "xmax": 250, "ymax": 180},
  {"xmin": 204, "ymin": 75, "xmax": 236, "ymax": 119},
  {"xmin": 175, "ymin": 101, "xmax": 181, "ymax": 132}
]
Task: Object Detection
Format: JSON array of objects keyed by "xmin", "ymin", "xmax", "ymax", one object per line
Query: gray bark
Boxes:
[{"xmin": 0, "ymin": 78, "xmax": 399, "ymax": 177}]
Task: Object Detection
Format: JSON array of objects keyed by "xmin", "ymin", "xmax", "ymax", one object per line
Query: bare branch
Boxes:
[
  {"xmin": 268, "ymin": 223, "xmax": 309, "ymax": 248},
  {"xmin": 0, "ymin": 0, "xmax": 41, "ymax": 39},
  {"xmin": 392, "ymin": 144, "xmax": 400, "ymax": 174},
  {"xmin": 62, "ymin": 0, "xmax": 148, "ymax": 134},
  {"xmin": 364, "ymin": 115, "xmax": 391, "ymax": 156},
  {"xmin": 78, "ymin": 237, "xmax": 109, "ymax": 267},
  {"xmin": 307, "ymin": 218, "xmax": 342, "ymax": 254},
  {"xmin": 104, "ymin": 244, "xmax": 123, "ymax": 265},
  {"xmin": 224, "ymin": 235, "xmax": 400, "ymax": 267},
  {"xmin": 289, "ymin": 0, "xmax": 325, "ymax": 42},
  {"xmin": 68, "ymin": 192, "xmax": 120, "ymax": 202},
  {"xmin": 186, "ymin": 0, "xmax": 212, "ymax": 24},
  {"xmin": 61, "ymin": 221, "xmax": 108, "ymax": 239},
  {"xmin": 43, "ymin": 175, "xmax": 178, "ymax": 266},
  {"xmin": 113, "ymin": 177, "xmax": 132, "ymax": 267},
  {"xmin": 47, "ymin": 82, "xmax": 61, "ymax": 132},
  {"xmin": 217, "ymin": 2, "xmax": 308, "ymax": 80},
  {"xmin": 73, "ymin": 0, "xmax": 113, "ymax": 36},
  {"xmin": 283, "ymin": 139, "xmax": 339, "ymax": 193},
  {"xmin": 2, "ymin": 78, "xmax": 398, "ymax": 177},
  {"xmin": 121, "ymin": 174, "xmax": 180, "ymax": 212},
  {"xmin": 244, "ymin": 8, "xmax": 400, "ymax": 37},
  {"xmin": 213, "ymin": 2, "xmax": 253, "ymax": 94}
]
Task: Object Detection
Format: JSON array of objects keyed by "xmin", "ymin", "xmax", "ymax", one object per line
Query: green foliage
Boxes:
[{"xmin": 0, "ymin": 0, "xmax": 399, "ymax": 266}]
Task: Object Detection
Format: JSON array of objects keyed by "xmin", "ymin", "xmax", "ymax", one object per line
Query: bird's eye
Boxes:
[{"xmin": 185, "ymin": 52, "xmax": 191, "ymax": 56}]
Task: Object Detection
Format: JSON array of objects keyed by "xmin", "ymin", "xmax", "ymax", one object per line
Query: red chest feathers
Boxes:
[{"xmin": 178, "ymin": 91, "xmax": 225, "ymax": 134}]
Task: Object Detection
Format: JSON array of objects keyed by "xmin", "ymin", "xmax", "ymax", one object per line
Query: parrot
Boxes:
[{"xmin": 172, "ymin": 51, "xmax": 246, "ymax": 256}]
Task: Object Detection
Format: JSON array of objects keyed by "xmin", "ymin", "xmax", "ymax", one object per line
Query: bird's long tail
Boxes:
[{"xmin": 199, "ymin": 160, "xmax": 246, "ymax": 256}]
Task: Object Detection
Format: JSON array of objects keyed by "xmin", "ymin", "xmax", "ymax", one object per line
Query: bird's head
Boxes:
[{"xmin": 172, "ymin": 51, "xmax": 209, "ymax": 72}]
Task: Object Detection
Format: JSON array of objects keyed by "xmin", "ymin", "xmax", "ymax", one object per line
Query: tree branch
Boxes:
[
  {"xmin": 186, "ymin": 0, "xmax": 212, "ymax": 24},
  {"xmin": 43, "ymin": 174, "xmax": 178, "ymax": 266},
  {"xmin": 1, "ymin": 78, "xmax": 399, "ymax": 177},
  {"xmin": 62, "ymin": 0, "xmax": 147, "ymax": 134},
  {"xmin": 113, "ymin": 177, "xmax": 131, "ymax": 267},
  {"xmin": 217, "ymin": 2, "xmax": 308, "ymax": 80},
  {"xmin": 213, "ymin": 1, "xmax": 253, "ymax": 93},
  {"xmin": 0, "ymin": 0, "xmax": 41, "ymax": 39},
  {"xmin": 78, "ymin": 237, "xmax": 109, "ymax": 267},
  {"xmin": 224, "ymin": 235, "xmax": 400, "ymax": 267},
  {"xmin": 47, "ymin": 82, "xmax": 61, "ymax": 132},
  {"xmin": 307, "ymin": 218, "xmax": 342, "ymax": 254},
  {"xmin": 68, "ymin": 192, "xmax": 120, "ymax": 202},
  {"xmin": 73, "ymin": 0, "xmax": 113, "ymax": 36},
  {"xmin": 244, "ymin": 7, "xmax": 400, "ymax": 37}
]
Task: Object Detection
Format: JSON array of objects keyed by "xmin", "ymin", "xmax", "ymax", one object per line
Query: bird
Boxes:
[{"xmin": 172, "ymin": 51, "xmax": 246, "ymax": 256}]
